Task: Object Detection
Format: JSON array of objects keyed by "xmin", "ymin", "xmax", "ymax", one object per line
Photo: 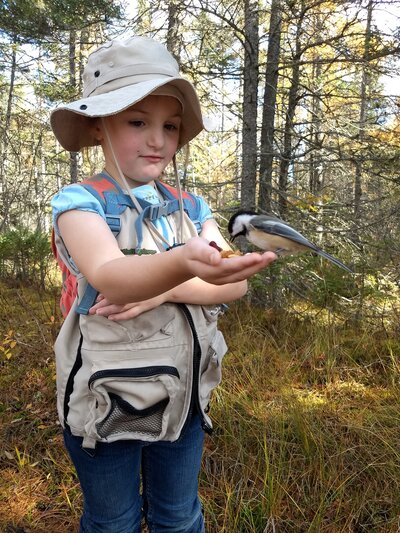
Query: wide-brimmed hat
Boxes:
[{"xmin": 50, "ymin": 36, "xmax": 204, "ymax": 151}]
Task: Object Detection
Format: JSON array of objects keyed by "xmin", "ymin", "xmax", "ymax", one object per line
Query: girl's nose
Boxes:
[{"xmin": 147, "ymin": 127, "xmax": 164, "ymax": 149}]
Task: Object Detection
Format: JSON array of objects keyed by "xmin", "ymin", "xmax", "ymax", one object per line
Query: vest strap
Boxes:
[
  {"xmin": 76, "ymin": 284, "xmax": 99, "ymax": 315},
  {"xmin": 105, "ymin": 215, "xmax": 121, "ymax": 235}
]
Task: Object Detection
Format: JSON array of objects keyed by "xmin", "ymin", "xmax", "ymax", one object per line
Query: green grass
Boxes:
[{"xmin": 0, "ymin": 284, "xmax": 399, "ymax": 532}]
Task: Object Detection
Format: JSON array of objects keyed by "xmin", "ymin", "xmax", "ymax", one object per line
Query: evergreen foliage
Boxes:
[{"xmin": 0, "ymin": 227, "xmax": 52, "ymax": 286}]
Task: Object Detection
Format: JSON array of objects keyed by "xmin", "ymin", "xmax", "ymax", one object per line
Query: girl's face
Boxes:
[{"xmin": 97, "ymin": 95, "xmax": 182, "ymax": 187}]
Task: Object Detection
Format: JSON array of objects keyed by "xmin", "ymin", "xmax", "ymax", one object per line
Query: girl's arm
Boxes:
[
  {"xmin": 89, "ymin": 219, "xmax": 250, "ymax": 319},
  {"xmin": 90, "ymin": 276, "xmax": 243, "ymax": 320},
  {"xmin": 57, "ymin": 210, "xmax": 276, "ymax": 305}
]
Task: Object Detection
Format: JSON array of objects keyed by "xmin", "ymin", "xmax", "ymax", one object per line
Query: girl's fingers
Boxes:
[
  {"xmin": 94, "ymin": 303, "xmax": 130, "ymax": 316},
  {"xmin": 189, "ymin": 251, "xmax": 276, "ymax": 283},
  {"xmin": 108, "ymin": 309, "xmax": 138, "ymax": 321}
]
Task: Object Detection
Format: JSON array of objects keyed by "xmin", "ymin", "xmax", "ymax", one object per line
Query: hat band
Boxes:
[{"xmin": 84, "ymin": 64, "xmax": 179, "ymax": 97}]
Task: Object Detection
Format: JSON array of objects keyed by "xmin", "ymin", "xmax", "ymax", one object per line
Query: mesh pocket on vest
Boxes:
[
  {"xmin": 97, "ymin": 393, "xmax": 168, "ymax": 439},
  {"xmin": 86, "ymin": 365, "xmax": 180, "ymax": 442}
]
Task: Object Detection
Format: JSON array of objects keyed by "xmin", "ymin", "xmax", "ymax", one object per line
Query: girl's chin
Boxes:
[{"xmin": 124, "ymin": 175, "xmax": 157, "ymax": 188}]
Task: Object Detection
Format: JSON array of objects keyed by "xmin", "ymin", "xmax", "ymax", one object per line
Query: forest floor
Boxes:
[{"xmin": 0, "ymin": 282, "xmax": 399, "ymax": 532}]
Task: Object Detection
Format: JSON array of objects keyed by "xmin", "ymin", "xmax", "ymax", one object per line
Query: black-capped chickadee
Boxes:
[{"xmin": 228, "ymin": 210, "xmax": 353, "ymax": 273}]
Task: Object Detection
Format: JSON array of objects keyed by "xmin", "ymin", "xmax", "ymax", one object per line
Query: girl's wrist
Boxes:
[
  {"xmin": 157, "ymin": 291, "xmax": 169, "ymax": 305},
  {"xmin": 173, "ymin": 239, "xmax": 198, "ymax": 276},
  {"xmin": 180, "ymin": 237, "xmax": 221, "ymax": 271}
]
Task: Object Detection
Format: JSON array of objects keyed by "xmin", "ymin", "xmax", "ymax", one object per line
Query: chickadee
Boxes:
[{"xmin": 228, "ymin": 210, "xmax": 353, "ymax": 273}]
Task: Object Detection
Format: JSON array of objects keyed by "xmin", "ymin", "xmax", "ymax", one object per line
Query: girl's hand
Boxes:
[
  {"xmin": 183, "ymin": 237, "xmax": 277, "ymax": 285},
  {"xmin": 89, "ymin": 293, "xmax": 166, "ymax": 320}
]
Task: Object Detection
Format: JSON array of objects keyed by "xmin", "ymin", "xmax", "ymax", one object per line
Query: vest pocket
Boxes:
[
  {"xmin": 199, "ymin": 330, "xmax": 228, "ymax": 413},
  {"xmin": 80, "ymin": 304, "xmax": 175, "ymax": 349},
  {"xmin": 85, "ymin": 364, "xmax": 180, "ymax": 442}
]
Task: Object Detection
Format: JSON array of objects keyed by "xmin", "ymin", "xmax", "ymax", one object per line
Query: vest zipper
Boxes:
[
  {"xmin": 63, "ymin": 331, "xmax": 84, "ymax": 430},
  {"xmin": 88, "ymin": 366, "xmax": 179, "ymax": 387},
  {"xmin": 178, "ymin": 304, "xmax": 213, "ymax": 434}
]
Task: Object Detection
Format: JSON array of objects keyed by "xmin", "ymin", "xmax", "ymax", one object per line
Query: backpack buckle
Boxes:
[{"xmin": 149, "ymin": 201, "xmax": 170, "ymax": 220}]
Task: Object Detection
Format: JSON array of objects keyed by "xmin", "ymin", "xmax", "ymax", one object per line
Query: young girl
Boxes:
[{"xmin": 51, "ymin": 36, "xmax": 276, "ymax": 533}]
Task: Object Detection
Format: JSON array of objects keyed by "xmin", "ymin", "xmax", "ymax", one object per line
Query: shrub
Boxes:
[{"xmin": 0, "ymin": 227, "xmax": 53, "ymax": 287}]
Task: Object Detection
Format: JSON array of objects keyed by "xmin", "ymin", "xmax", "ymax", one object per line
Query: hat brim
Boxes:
[{"xmin": 50, "ymin": 78, "xmax": 204, "ymax": 151}]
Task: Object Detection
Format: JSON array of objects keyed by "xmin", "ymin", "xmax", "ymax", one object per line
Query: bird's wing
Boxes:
[
  {"xmin": 251, "ymin": 215, "xmax": 353, "ymax": 273},
  {"xmin": 250, "ymin": 216, "xmax": 317, "ymax": 250}
]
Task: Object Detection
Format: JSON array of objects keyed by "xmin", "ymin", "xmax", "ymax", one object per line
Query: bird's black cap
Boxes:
[{"xmin": 227, "ymin": 209, "xmax": 258, "ymax": 235}]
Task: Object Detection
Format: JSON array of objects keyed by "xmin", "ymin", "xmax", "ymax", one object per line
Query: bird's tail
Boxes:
[{"xmin": 315, "ymin": 249, "xmax": 353, "ymax": 273}]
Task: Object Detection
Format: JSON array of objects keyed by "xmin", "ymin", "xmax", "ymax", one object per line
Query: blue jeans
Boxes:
[{"xmin": 64, "ymin": 415, "xmax": 205, "ymax": 533}]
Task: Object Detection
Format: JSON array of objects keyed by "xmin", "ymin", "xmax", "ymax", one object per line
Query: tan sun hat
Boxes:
[{"xmin": 50, "ymin": 36, "xmax": 204, "ymax": 151}]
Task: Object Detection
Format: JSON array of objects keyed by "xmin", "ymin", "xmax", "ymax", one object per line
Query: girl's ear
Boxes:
[{"xmin": 90, "ymin": 118, "xmax": 103, "ymax": 143}]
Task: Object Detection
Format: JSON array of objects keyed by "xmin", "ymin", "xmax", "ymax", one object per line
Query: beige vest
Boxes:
[{"xmin": 54, "ymin": 194, "xmax": 227, "ymax": 448}]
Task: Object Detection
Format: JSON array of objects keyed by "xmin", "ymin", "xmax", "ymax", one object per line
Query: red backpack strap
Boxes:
[
  {"xmin": 81, "ymin": 172, "xmax": 123, "ymax": 202},
  {"xmin": 158, "ymin": 181, "xmax": 196, "ymax": 207},
  {"xmin": 52, "ymin": 229, "xmax": 77, "ymax": 318}
]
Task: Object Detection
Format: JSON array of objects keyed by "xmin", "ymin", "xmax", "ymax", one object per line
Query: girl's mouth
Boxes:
[{"xmin": 142, "ymin": 155, "xmax": 163, "ymax": 163}]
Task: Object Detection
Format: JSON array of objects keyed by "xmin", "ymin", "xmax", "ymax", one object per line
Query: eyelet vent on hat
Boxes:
[
  {"xmin": 94, "ymin": 70, "xmax": 100, "ymax": 77},
  {"xmin": 80, "ymin": 104, "xmax": 87, "ymax": 110}
]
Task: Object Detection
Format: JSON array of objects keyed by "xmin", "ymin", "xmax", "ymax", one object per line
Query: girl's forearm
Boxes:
[
  {"xmin": 166, "ymin": 278, "xmax": 248, "ymax": 305},
  {"xmin": 93, "ymin": 246, "xmax": 193, "ymax": 304}
]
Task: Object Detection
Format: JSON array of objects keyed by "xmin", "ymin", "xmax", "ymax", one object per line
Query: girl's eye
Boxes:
[
  {"xmin": 129, "ymin": 120, "xmax": 144, "ymax": 127},
  {"xmin": 165, "ymin": 123, "xmax": 179, "ymax": 132}
]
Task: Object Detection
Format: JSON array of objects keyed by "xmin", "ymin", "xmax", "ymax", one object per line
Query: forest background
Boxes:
[{"xmin": 1, "ymin": 0, "xmax": 400, "ymax": 532}]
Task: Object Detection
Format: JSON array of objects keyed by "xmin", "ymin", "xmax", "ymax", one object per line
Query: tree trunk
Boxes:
[
  {"xmin": 278, "ymin": 3, "xmax": 303, "ymax": 216},
  {"xmin": 309, "ymin": 59, "xmax": 323, "ymax": 196},
  {"xmin": 166, "ymin": 0, "xmax": 186, "ymax": 188},
  {"xmin": 167, "ymin": 0, "xmax": 181, "ymax": 66},
  {"xmin": 309, "ymin": 24, "xmax": 324, "ymax": 246},
  {"xmin": 258, "ymin": 0, "xmax": 282, "ymax": 212},
  {"xmin": 0, "ymin": 42, "xmax": 17, "ymax": 231},
  {"xmin": 79, "ymin": 28, "xmax": 88, "ymax": 94},
  {"xmin": 240, "ymin": 0, "xmax": 259, "ymax": 211},
  {"xmin": 69, "ymin": 30, "xmax": 78, "ymax": 184},
  {"xmin": 354, "ymin": 0, "xmax": 373, "ymax": 222}
]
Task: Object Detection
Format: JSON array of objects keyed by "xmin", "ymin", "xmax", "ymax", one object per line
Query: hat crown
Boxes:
[
  {"xmin": 83, "ymin": 36, "xmax": 180, "ymax": 98},
  {"xmin": 50, "ymin": 35, "xmax": 204, "ymax": 151}
]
